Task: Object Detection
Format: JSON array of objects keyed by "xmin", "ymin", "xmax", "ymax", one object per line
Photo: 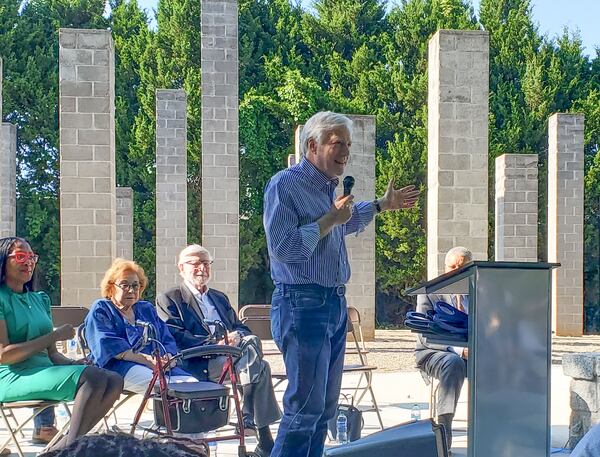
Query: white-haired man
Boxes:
[
  {"xmin": 157, "ymin": 245, "xmax": 281, "ymax": 457},
  {"xmin": 415, "ymin": 246, "xmax": 472, "ymax": 451},
  {"xmin": 263, "ymin": 111, "xmax": 420, "ymax": 457}
]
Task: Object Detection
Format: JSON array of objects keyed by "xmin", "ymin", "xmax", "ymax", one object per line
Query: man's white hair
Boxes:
[
  {"xmin": 177, "ymin": 244, "xmax": 213, "ymax": 265},
  {"xmin": 444, "ymin": 246, "xmax": 472, "ymax": 266},
  {"xmin": 300, "ymin": 111, "xmax": 353, "ymax": 157}
]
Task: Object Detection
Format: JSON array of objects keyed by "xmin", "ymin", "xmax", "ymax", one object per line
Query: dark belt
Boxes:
[{"xmin": 276, "ymin": 283, "xmax": 346, "ymax": 297}]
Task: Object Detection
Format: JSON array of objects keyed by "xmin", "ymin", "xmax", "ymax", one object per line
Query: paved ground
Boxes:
[{"xmin": 3, "ymin": 329, "xmax": 599, "ymax": 456}]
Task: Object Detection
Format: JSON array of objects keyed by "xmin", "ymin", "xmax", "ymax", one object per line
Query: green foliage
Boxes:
[{"xmin": 3, "ymin": 0, "xmax": 600, "ymax": 329}]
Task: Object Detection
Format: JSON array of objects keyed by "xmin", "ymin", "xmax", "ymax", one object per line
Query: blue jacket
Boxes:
[{"xmin": 85, "ymin": 298, "xmax": 189, "ymax": 378}]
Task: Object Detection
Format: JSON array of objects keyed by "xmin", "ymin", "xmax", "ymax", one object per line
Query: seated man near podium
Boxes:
[
  {"xmin": 157, "ymin": 244, "xmax": 281, "ymax": 457},
  {"xmin": 414, "ymin": 246, "xmax": 471, "ymax": 450}
]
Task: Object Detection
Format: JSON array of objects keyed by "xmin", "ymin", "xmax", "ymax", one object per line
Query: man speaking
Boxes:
[{"xmin": 263, "ymin": 111, "xmax": 420, "ymax": 457}]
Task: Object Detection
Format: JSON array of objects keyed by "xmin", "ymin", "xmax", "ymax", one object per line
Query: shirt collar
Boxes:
[
  {"xmin": 298, "ymin": 158, "xmax": 339, "ymax": 190},
  {"xmin": 184, "ymin": 280, "xmax": 209, "ymax": 299}
]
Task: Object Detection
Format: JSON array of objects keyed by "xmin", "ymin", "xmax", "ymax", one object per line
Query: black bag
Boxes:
[
  {"xmin": 328, "ymin": 398, "xmax": 364, "ymax": 442},
  {"xmin": 154, "ymin": 381, "xmax": 230, "ymax": 434}
]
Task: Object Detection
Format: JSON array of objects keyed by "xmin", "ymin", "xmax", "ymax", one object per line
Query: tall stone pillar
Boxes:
[
  {"xmin": 427, "ymin": 30, "xmax": 489, "ymax": 278},
  {"xmin": 0, "ymin": 123, "xmax": 16, "ymax": 238},
  {"xmin": 59, "ymin": 29, "xmax": 116, "ymax": 307},
  {"xmin": 495, "ymin": 154, "xmax": 538, "ymax": 261},
  {"xmin": 156, "ymin": 89, "xmax": 188, "ymax": 293},
  {"xmin": 548, "ymin": 113, "xmax": 585, "ymax": 336},
  {"xmin": 292, "ymin": 117, "xmax": 376, "ymax": 339},
  {"xmin": 201, "ymin": 0, "xmax": 239, "ymax": 308},
  {"xmin": 116, "ymin": 187, "xmax": 133, "ymax": 260},
  {"xmin": 341, "ymin": 116, "xmax": 376, "ymax": 339}
]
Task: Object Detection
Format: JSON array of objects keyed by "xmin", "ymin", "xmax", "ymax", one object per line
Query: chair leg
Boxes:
[
  {"xmin": 0, "ymin": 407, "xmax": 26, "ymax": 457},
  {"xmin": 5, "ymin": 410, "xmax": 25, "ymax": 439},
  {"xmin": 367, "ymin": 383, "xmax": 384, "ymax": 430}
]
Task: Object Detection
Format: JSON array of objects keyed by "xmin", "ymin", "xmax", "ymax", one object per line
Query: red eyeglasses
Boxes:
[{"xmin": 8, "ymin": 251, "xmax": 39, "ymax": 264}]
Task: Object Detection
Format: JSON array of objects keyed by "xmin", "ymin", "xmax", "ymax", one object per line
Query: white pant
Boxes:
[{"xmin": 123, "ymin": 364, "xmax": 197, "ymax": 394}]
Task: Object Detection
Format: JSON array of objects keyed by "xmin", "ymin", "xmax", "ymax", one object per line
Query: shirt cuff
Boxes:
[{"xmin": 300, "ymin": 222, "xmax": 321, "ymax": 255}]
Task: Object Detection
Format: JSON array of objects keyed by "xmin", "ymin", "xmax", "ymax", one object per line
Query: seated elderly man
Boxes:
[
  {"xmin": 415, "ymin": 246, "xmax": 471, "ymax": 451},
  {"xmin": 157, "ymin": 244, "xmax": 281, "ymax": 457}
]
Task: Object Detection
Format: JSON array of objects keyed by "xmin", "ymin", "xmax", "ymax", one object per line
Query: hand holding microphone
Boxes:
[{"xmin": 332, "ymin": 175, "xmax": 355, "ymax": 225}]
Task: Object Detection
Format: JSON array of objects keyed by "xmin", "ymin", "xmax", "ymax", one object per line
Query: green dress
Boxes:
[{"xmin": 0, "ymin": 284, "xmax": 86, "ymax": 402}]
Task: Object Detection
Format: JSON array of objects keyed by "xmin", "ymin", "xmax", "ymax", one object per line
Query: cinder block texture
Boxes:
[
  {"xmin": 0, "ymin": 123, "xmax": 16, "ymax": 237},
  {"xmin": 59, "ymin": 29, "xmax": 116, "ymax": 307},
  {"xmin": 201, "ymin": 0, "xmax": 239, "ymax": 308},
  {"xmin": 548, "ymin": 113, "xmax": 584, "ymax": 336},
  {"xmin": 116, "ymin": 187, "xmax": 133, "ymax": 260},
  {"xmin": 427, "ymin": 30, "xmax": 489, "ymax": 278},
  {"xmin": 156, "ymin": 89, "xmax": 188, "ymax": 294},
  {"xmin": 563, "ymin": 353, "xmax": 600, "ymax": 448},
  {"xmin": 293, "ymin": 116, "xmax": 377, "ymax": 340},
  {"xmin": 495, "ymin": 154, "xmax": 538, "ymax": 261}
]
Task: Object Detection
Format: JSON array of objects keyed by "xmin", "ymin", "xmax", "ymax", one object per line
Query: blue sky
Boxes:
[{"xmin": 134, "ymin": 0, "xmax": 599, "ymax": 56}]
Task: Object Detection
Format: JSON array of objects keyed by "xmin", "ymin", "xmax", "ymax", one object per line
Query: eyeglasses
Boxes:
[
  {"xmin": 8, "ymin": 251, "xmax": 39, "ymax": 264},
  {"xmin": 113, "ymin": 282, "xmax": 141, "ymax": 292},
  {"xmin": 182, "ymin": 260, "xmax": 213, "ymax": 269}
]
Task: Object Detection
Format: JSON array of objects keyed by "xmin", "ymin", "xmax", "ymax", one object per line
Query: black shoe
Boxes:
[
  {"xmin": 236, "ymin": 417, "xmax": 258, "ymax": 437},
  {"xmin": 253, "ymin": 444, "xmax": 271, "ymax": 457}
]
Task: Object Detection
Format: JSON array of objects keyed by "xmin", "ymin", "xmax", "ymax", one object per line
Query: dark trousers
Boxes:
[{"xmin": 270, "ymin": 283, "xmax": 348, "ymax": 457}]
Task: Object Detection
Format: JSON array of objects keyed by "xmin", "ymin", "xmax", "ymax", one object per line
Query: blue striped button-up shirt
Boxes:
[{"xmin": 263, "ymin": 159, "xmax": 375, "ymax": 287}]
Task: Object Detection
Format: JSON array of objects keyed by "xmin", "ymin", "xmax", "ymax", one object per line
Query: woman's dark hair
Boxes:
[
  {"xmin": 0, "ymin": 236, "xmax": 37, "ymax": 291},
  {"xmin": 39, "ymin": 433, "xmax": 204, "ymax": 457}
]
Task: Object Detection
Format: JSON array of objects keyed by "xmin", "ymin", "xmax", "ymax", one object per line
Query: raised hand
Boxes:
[
  {"xmin": 52, "ymin": 324, "xmax": 75, "ymax": 342},
  {"xmin": 379, "ymin": 180, "xmax": 420, "ymax": 212}
]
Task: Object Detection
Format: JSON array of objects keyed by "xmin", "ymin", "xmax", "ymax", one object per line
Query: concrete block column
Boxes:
[
  {"xmin": 341, "ymin": 116, "xmax": 376, "ymax": 340},
  {"xmin": 156, "ymin": 89, "xmax": 188, "ymax": 294},
  {"xmin": 563, "ymin": 353, "xmax": 600, "ymax": 448},
  {"xmin": 59, "ymin": 29, "xmax": 116, "ymax": 307},
  {"xmin": 495, "ymin": 154, "xmax": 538, "ymax": 261},
  {"xmin": 548, "ymin": 113, "xmax": 585, "ymax": 336},
  {"xmin": 201, "ymin": 0, "xmax": 239, "ymax": 308},
  {"xmin": 427, "ymin": 30, "xmax": 489, "ymax": 278},
  {"xmin": 0, "ymin": 123, "xmax": 16, "ymax": 238},
  {"xmin": 116, "ymin": 187, "xmax": 133, "ymax": 260},
  {"xmin": 292, "ymin": 116, "xmax": 376, "ymax": 339}
]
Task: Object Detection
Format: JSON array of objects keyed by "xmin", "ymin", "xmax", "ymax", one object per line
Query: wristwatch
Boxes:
[{"xmin": 373, "ymin": 199, "xmax": 382, "ymax": 214}]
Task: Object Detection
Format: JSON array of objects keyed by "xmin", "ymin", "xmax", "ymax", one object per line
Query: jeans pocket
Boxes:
[
  {"xmin": 270, "ymin": 302, "xmax": 282, "ymax": 350},
  {"xmin": 289, "ymin": 289, "xmax": 327, "ymax": 310}
]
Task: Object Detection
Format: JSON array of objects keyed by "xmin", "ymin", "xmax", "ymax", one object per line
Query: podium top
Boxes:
[{"xmin": 405, "ymin": 261, "xmax": 560, "ymax": 295}]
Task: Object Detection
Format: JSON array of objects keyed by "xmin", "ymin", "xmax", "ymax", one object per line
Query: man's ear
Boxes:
[{"xmin": 307, "ymin": 137, "xmax": 317, "ymax": 155}]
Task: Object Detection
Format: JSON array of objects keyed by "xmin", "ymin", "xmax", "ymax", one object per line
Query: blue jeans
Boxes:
[
  {"xmin": 270, "ymin": 283, "xmax": 348, "ymax": 457},
  {"xmin": 33, "ymin": 406, "xmax": 55, "ymax": 430}
]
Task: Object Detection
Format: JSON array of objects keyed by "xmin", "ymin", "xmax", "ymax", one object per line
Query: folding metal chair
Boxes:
[
  {"xmin": 0, "ymin": 400, "xmax": 71, "ymax": 457},
  {"xmin": 342, "ymin": 306, "xmax": 384, "ymax": 429},
  {"xmin": 76, "ymin": 324, "xmax": 137, "ymax": 433}
]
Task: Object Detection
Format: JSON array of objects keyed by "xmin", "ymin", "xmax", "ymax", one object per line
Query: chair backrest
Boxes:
[
  {"xmin": 51, "ymin": 306, "xmax": 89, "ymax": 327},
  {"xmin": 240, "ymin": 304, "xmax": 273, "ymax": 340},
  {"xmin": 346, "ymin": 306, "xmax": 368, "ymax": 363},
  {"xmin": 76, "ymin": 324, "xmax": 91, "ymax": 358},
  {"xmin": 239, "ymin": 304, "xmax": 271, "ymax": 319}
]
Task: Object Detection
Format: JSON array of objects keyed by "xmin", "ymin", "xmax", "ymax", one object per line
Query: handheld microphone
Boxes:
[{"xmin": 343, "ymin": 176, "xmax": 355, "ymax": 197}]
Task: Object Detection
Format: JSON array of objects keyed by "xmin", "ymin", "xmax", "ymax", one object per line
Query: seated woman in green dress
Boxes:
[{"xmin": 0, "ymin": 237, "xmax": 123, "ymax": 451}]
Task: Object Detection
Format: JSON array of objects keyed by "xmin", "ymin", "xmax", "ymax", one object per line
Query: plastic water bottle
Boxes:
[
  {"xmin": 66, "ymin": 338, "xmax": 78, "ymax": 359},
  {"xmin": 336, "ymin": 413, "xmax": 348, "ymax": 444},
  {"xmin": 411, "ymin": 403, "xmax": 421, "ymax": 422},
  {"xmin": 208, "ymin": 441, "xmax": 217, "ymax": 457},
  {"xmin": 56, "ymin": 404, "xmax": 69, "ymax": 429}
]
